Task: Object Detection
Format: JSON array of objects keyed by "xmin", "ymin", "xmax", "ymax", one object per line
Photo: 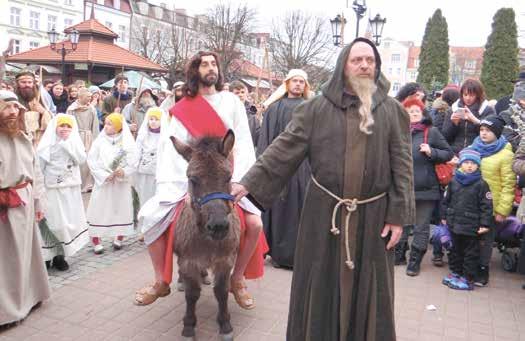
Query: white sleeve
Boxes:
[
  {"xmin": 231, "ymin": 96, "xmax": 256, "ymax": 183},
  {"xmin": 87, "ymin": 140, "xmax": 111, "ymax": 186},
  {"xmin": 58, "ymin": 138, "xmax": 87, "ymax": 165},
  {"xmin": 155, "ymin": 117, "xmax": 190, "ymax": 200}
]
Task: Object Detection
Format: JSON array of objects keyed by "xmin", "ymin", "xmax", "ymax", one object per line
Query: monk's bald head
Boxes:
[{"xmin": 345, "ymin": 42, "xmax": 376, "ymax": 80}]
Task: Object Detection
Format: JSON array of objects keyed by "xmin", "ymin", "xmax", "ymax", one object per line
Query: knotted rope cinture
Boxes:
[{"xmin": 311, "ymin": 175, "xmax": 386, "ymax": 270}]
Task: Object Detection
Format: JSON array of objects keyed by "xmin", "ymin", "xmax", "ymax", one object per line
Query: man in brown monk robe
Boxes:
[{"xmin": 232, "ymin": 38, "xmax": 415, "ymax": 341}]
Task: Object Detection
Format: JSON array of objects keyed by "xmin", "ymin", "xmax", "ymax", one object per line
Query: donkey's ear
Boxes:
[
  {"xmin": 170, "ymin": 136, "xmax": 192, "ymax": 162},
  {"xmin": 221, "ymin": 129, "xmax": 235, "ymax": 157}
]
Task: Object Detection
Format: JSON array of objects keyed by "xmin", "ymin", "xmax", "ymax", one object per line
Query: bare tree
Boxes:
[
  {"xmin": 130, "ymin": 17, "xmax": 171, "ymax": 65},
  {"xmin": 161, "ymin": 25, "xmax": 197, "ymax": 88},
  {"xmin": 203, "ymin": 2, "xmax": 257, "ymax": 80},
  {"xmin": 270, "ymin": 11, "xmax": 335, "ymax": 88}
]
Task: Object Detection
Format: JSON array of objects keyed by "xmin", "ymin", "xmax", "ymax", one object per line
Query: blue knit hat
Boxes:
[{"xmin": 459, "ymin": 148, "xmax": 481, "ymax": 166}]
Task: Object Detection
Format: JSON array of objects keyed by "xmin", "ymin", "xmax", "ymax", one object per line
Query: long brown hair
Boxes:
[
  {"xmin": 460, "ymin": 78, "xmax": 486, "ymax": 103},
  {"xmin": 183, "ymin": 51, "xmax": 224, "ymax": 98}
]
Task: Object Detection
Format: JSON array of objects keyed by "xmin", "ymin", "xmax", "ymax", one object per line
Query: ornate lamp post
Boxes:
[
  {"xmin": 369, "ymin": 13, "xmax": 387, "ymax": 46},
  {"xmin": 47, "ymin": 27, "xmax": 79, "ymax": 84},
  {"xmin": 330, "ymin": 14, "xmax": 347, "ymax": 47}
]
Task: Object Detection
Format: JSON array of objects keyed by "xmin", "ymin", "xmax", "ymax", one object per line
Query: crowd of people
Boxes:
[
  {"xmin": 1, "ymin": 38, "xmax": 525, "ymax": 340},
  {"xmin": 394, "ymin": 72, "xmax": 525, "ymax": 291}
]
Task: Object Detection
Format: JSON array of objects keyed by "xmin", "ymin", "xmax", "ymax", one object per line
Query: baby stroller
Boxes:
[{"xmin": 495, "ymin": 216, "xmax": 525, "ymax": 272}]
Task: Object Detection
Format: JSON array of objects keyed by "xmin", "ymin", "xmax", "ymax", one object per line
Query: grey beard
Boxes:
[{"xmin": 348, "ymin": 77, "xmax": 377, "ymax": 135}]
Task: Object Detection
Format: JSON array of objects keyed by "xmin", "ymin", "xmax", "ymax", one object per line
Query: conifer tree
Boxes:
[{"xmin": 480, "ymin": 8, "xmax": 519, "ymax": 100}]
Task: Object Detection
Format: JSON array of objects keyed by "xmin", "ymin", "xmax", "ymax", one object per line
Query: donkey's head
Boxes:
[{"xmin": 170, "ymin": 130, "xmax": 235, "ymax": 240}]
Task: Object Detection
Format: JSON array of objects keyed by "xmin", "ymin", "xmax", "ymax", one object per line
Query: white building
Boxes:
[
  {"xmin": 84, "ymin": 0, "xmax": 132, "ymax": 49},
  {"xmin": 376, "ymin": 37, "xmax": 412, "ymax": 96},
  {"xmin": 0, "ymin": 0, "xmax": 83, "ymax": 54}
]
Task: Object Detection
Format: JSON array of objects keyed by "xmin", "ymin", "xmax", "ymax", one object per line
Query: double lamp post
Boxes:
[
  {"xmin": 47, "ymin": 27, "xmax": 80, "ymax": 84},
  {"xmin": 330, "ymin": 0, "xmax": 386, "ymax": 47}
]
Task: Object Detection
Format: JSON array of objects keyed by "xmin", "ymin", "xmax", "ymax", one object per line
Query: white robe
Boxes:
[
  {"xmin": 39, "ymin": 140, "xmax": 89, "ymax": 260},
  {"xmin": 86, "ymin": 127, "xmax": 138, "ymax": 238},
  {"xmin": 134, "ymin": 118, "xmax": 161, "ymax": 208},
  {"xmin": 139, "ymin": 91, "xmax": 260, "ymax": 245}
]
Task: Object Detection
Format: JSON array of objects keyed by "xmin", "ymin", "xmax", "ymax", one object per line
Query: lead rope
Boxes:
[{"xmin": 310, "ymin": 175, "xmax": 386, "ymax": 270}]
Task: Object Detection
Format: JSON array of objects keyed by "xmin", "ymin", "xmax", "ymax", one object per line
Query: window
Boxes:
[
  {"xmin": 118, "ymin": 25, "xmax": 127, "ymax": 42},
  {"xmin": 10, "ymin": 7, "xmax": 21, "ymax": 26},
  {"xmin": 114, "ymin": 0, "xmax": 121, "ymax": 10},
  {"xmin": 64, "ymin": 0, "xmax": 73, "ymax": 5},
  {"xmin": 388, "ymin": 68, "xmax": 392, "ymax": 75},
  {"xmin": 383, "ymin": 41, "xmax": 390, "ymax": 48},
  {"xmin": 465, "ymin": 60, "xmax": 477, "ymax": 69},
  {"xmin": 48, "ymin": 15, "xmax": 57, "ymax": 31},
  {"xmin": 64, "ymin": 18, "xmax": 73, "ymax": 28},
  {"xmin": 414, "ymin": 59, "xmax": 420, "ymax": 67},
  {"xmin": 13, "ymin": 40, "xmax": 20, "ymax": 53},
  {"xmin": 30, "ymin": 11, "xmax": 40, "ymax": 30},
  {"xmin": 29, "ymin": 41, "xmax": 39, "ymax": 49},
  {"xmin": 392, "ymin": 83, "xmax": 400, "ymax": 93},
  {"xmin": 105, "ymin": 21, "xmax": 113, "ymax": 29},
  {"xmin": 396, "ymin": 68, "xmax": 401, "ymax": 75},
  {"xmin": 409, "ymin": 71, "xmax": 417, "ymax": 80},
  {"xmin": 391, "ymin": 54, "xmax": 400, "ymax": 63}
]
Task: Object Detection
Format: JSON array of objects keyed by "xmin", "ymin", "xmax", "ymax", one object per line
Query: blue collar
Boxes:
[{"xmin": 194, "ymin": 192, "xmax": 235, "ymax": 207}]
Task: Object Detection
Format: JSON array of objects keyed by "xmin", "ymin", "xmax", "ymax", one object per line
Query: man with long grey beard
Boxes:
[{"xmin": 232, "ymin": 38, "xmax": 415, "ymax": 340}]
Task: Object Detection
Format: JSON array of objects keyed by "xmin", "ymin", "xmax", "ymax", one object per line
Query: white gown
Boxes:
[
  {"xmin": 134, "ymin": 116, "xmax": 161, "ymax": 208},
  {"xmin": 86, "ymin": 122, "xmax": 138, "ymax": 238},
  {"xmin": 37, "ymin": 114, "xmax": 89, "ymax": 260},
  {"xmin": 138, "ymin": 91, "xmax": 260, "ymax": 245}
]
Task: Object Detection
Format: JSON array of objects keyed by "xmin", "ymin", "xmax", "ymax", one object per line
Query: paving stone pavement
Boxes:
[
  {"xmin": 1, "ymin": 191, "xmax": 525, "ymax": 340},
  {"xmin": 2, "ymin": 245, "xmax": 525, "ymax": 341}
]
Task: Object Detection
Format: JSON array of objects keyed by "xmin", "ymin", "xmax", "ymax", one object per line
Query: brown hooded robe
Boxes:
[{"xmin": 240, "ymin": 38, "xmax": 415, "ymax": 341}]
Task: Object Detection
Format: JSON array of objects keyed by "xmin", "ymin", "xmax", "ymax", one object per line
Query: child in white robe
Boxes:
[
  {"xmin": 86, "ymin": 113, "xmax": 138, "ymax": 254},
  {"xmin": 134, "ymin": 107, "xmax": 162, "ymax": 207},
  {"xmin": 36, "ymin": 113, "xmax": 90, "ymax": 270}
]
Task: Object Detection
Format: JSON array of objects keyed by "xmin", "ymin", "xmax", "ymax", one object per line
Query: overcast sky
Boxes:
[{"xmin": 152, "ymin": 0, "xmax": 524, "ymax": 47}]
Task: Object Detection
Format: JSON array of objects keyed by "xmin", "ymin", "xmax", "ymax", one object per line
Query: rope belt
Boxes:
[{"xmin": 311, "ymin": 175, "xmax": 386, "ymax": 270}]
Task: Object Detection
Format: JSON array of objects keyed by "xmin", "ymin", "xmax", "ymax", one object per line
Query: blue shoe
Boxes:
[
  {"xmin": 448, "ymin": 276, "xmax": 474, "ymax": 291},
  {"xmin": 442, "ymin": 273, "xmax": 459, "ymax": 286}
]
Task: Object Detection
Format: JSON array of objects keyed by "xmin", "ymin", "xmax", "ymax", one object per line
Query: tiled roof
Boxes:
[
  {"xmin": 65, "ymin": 19, "xmax": 118, "ymax": 38},
  {"xmin": 407, "ymin": 46, "xmax": 421, "ymax": 69},
  {"xmin": 7, "ymin": 37, "xmax": 166, "ymax": 73},
  {"xmin": 230, "ymin": 59, "xmax": 281, "ymax": 81}
]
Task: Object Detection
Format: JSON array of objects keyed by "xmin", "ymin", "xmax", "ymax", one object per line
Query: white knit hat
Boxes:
[{"xmin": 263, "ymin": 69, "xmax": 310, "ymax": 108}]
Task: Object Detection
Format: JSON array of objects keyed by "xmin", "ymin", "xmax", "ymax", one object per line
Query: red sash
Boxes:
[
  {"xmin": 162, "ymin": 95, "xmax": 268, "ymax": 284},
  {"xmin": 169, "ymin": 95, "xmax": 227, "ymax": 138}
]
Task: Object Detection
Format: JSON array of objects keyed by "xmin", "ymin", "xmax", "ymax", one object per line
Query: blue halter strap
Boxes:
[{"xmin": 194, "ymin": 192, "xmax": 235, "ymax": 207}]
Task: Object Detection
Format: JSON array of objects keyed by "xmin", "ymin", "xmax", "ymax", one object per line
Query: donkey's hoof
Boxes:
[
  {"xmin": 181, "ymin": 326, "xmax": 195, "ymax": 338},
  {"xmin": 220, "ymin": 332, "xmax": 234, "ymax": 341}
]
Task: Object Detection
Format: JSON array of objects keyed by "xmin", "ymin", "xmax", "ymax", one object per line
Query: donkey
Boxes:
[{"xmin": 170, "ymin": 129, "xmax": 240, "ymax": 341}]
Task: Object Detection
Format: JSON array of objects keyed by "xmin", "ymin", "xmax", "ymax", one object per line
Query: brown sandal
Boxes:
[
  {"xmin": 134, "ymin": 282, "xmax": 171, "ymax": 306},
  {"xmin": 230, "ymin": 279, "xmax": 255, "ymax": 310}
]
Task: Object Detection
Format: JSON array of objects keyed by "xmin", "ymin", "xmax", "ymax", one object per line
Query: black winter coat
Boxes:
[
  {"xmin": 442, "ymin": 99, "xmax": 496, "ymax": 154},
  {"xmin": 441, "ymin": 177, "xmax": 493, "ymax": 236},
  {"xmin": 412, "ymin": 122, "xmax": 454, "ymax": 201}
]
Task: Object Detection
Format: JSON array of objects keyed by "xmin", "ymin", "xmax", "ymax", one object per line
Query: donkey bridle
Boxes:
[{"xmin": 194, "ymin": 192, "xmax": 235, "ymax": 207}]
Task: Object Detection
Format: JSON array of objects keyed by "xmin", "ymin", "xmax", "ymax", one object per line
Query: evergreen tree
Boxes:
[
  {"xmin": 416, "ymin": 9, "xmax": 450, "ymax": 91},
  {"xmin": 480, "ymin": 8, "xmax": 519, "ymax": 100}
]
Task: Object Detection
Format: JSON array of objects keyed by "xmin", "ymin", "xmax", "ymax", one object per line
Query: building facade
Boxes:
[
  {"xmin": 376, "ymin": 38, "xmax": 413, "ymax": 95},
  {"xmin": 0, "ymin": 0, "xmax": 83, "ymax": 54},
  {"xmin": 83, "ymin": 0, "xmax": 132, "ymax": 49}
]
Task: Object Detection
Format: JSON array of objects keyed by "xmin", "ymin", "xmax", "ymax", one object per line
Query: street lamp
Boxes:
[
  {"xmin": 352, "ymin": 0, "xmax": 367, "ymax": 38},
  {"xmin": 330, "ymin": 14, "xmax": 347, "ymax": 47},
  {"xmin": 48, "ymin": 27, "xmax": 79, "ymax": 84},
  {"xmin": 369, "ymin": 14, "xmax": 387, "ymax": 46}
]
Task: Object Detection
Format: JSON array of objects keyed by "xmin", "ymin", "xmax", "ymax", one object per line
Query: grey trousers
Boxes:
[{"xmin": 400, "ymin": 200, "xmax": 436, "ymax": 251}]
